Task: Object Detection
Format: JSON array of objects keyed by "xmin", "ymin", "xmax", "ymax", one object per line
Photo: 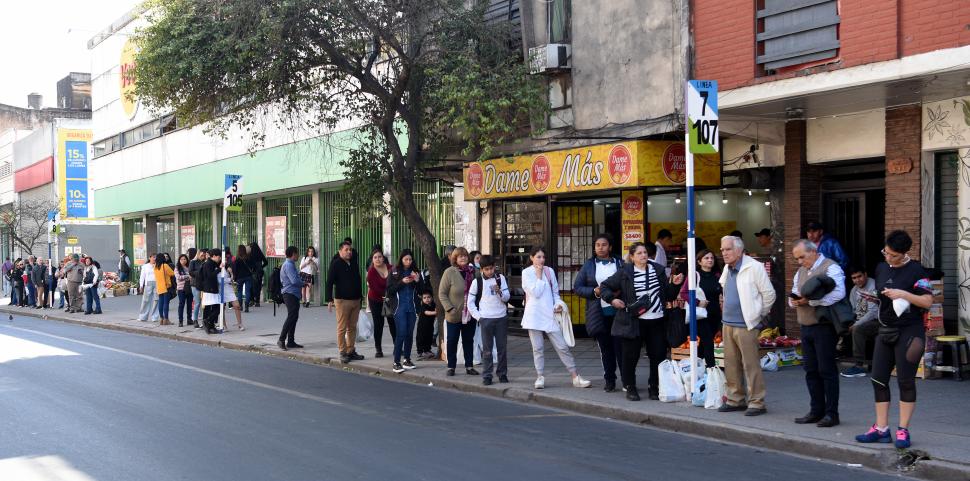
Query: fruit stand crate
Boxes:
[{"xmin": 671, "ymin": 346, "xmax": 802, "ymax": 368}]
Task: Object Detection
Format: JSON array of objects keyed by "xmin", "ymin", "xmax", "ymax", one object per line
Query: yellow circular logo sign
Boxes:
[{"xmin": 119, "ymin": 40, "xmax": 138, "ymax": 119}]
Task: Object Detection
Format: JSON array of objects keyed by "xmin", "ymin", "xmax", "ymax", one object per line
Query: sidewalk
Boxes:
[{"xmin": 3, "ymin": 294, "xmax": 968, "ymax": 480}]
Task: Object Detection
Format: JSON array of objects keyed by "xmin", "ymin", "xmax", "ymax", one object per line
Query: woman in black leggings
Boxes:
[{"xmin": 855, "ymin": 230, "xmax": 933, "ymax": 449}]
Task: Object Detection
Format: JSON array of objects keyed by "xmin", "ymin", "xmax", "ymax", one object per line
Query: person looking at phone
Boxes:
[
  {"xmin": 841, "ymin": 267, "xmax": 880, "ymax": 378},
  {"xmin": 386, "ymin": 249, "xmax": 424, "ymax": 373},
  {"xmin": 466, "ymin": 255, "xmax": 510, "ymax": 385}
]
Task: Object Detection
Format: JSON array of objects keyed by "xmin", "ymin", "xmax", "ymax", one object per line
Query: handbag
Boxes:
[
  {"xmin": 878, "ymin": 325, "xmax": 900, "ymax": 345},
  {"xmin": 381, "ymin": 296, "xmax": 394, "ymax": 317},
  {"xmin": 167, "ymin": 275, "xmax": 177, "ymax": 297}
]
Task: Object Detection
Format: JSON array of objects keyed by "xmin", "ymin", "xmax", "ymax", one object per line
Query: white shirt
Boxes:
[
  {"xmin": 139, "ymin": 263, "xmax": 155, "ymax": 288},
  {"xmin": 654, "ymin": 241, "xmax": 670, "ymax": 277},
  {"xmin": 594, "ymin": 260, "xmax": 618, "ymax": 308},
  {"xmin": 790, "ymin": 254, "xmax": 846, "ymax": 307},
  {"xmin": 466, "ymin": 274, "xmax": 510, "ymax": 320},
  {"xmin": 300, "ymin": 256, "xmax": 319, "ymax": 275},
  {"xmin": 634, "ymin": 265, "xmax": 664, "ymax": 319},
  {"xmin": 521, "ymin": 266, "xmax": 562, "ymax": 332}
]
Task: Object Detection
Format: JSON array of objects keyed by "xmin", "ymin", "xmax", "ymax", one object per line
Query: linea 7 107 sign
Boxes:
[{"xmin": 687, "ymin": 80, "xmax": 718, "ymax": 154}]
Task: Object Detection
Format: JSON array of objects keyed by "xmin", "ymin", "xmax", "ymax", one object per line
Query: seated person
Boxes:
[{"xmin": 841, "ymin": 266, "xmax": 879, "ymax": 378}]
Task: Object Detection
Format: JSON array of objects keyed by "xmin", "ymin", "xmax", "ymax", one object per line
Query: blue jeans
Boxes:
[
  {"xmin": 11, "ymin": 286, "xmax": 20, "ymax": 306},
  {"xmin": 235, "ymin": 277, "xmax": 253, "ymax": 308},
  {"xmin": 158, "ymin": 292, "xmax": 171, "ymax": 319},
  {"xmin": 393, "ymin": 308, "xmax": 417, "ymax": 363},
  {"xmin": 119, "ymin": 271, "xmax": 129, "ymax": 282},
  {"xmin": 26, "ymin": 282, "xmax": 36, "ymax": 306},
  {"xmin": 85, "ymin": 286, "xmax": 102, "ymax": 313},
  {"xmin": 192, "ymin": 287, "xmax": 202, "ymax": 321}
]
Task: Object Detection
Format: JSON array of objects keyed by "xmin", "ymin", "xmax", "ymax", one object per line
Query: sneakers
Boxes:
[
  {"xmin": 392, "ymin": 363, "xmax": 405, "ymax": 373},
  {"xmin": 446, "ymin": 368, "xmax": 455, "ymax": 376},
  {"xmin": 498, "ymin": 375, "xmax": 509, "ymax": 383},
  {"xmin": 349, "ymin": 351, "xmax": 364, "ymax": 361},
  {"xmin": 483, "ymin": 377, "xmax": 493, "ymax": 386},
  {"xmin": 855, "ymin": 424, "xmax": 892, "ymax": 444},
  {"xmin": 534, "ymin": 376, "xmax": 545, "ymax": 389},
  {"xmin": 895, "ymin": 427, "xmax": 912, "ymax": 449},
  {"xmin": 572, "ymin": 375, "xmax": 592, "ymax": 388},
  {"xmin": 466, "ymin": 367, "xmax": 479, "ymax": 376},
  {"xmin": 402, "ymin": 359, "xmax": 416, "ymax": 370},
  {"xmin": 840, "ymin": 366, "xmax": 867, "ymax": 378},
  {"xmin": 340, "ymin": 354, "xmax": 351, "ymax": 364}
]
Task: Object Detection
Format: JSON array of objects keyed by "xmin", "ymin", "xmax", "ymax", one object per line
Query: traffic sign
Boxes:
[
  {"xmin": 687, "ymin": 80, "xmax": 719, "ymax": 154},
  {"xmin": 224, "ymin": 174, "xmax": 244, "ymax": 212}
]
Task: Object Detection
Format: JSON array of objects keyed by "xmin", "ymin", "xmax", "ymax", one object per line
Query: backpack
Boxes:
[
  {"xmin": 268, "ymin": 266, "xmax": 284, "ymax": 305},
  {"xmin": 93, "ymin": 261, "xmax": 104, "ymax": 282},
  {"xmin": 473, "ymin": 274, "xmax": 504, "ymax": 310}
]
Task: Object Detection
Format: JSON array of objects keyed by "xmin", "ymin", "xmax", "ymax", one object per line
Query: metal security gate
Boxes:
[
  {"xmin": 391, "ymin": 179, "xmax": 455, "ymax": 271},
  {"xmin": 936, "ymin": 152, "xmax": 959, "ymax": 324},
  {"xmin": 156, "ymin": 215, "xmax": 177, "ymax": 257},
  {"xmin": 555, "ymin": 204, "xmax": 593, "ymax": 326},
  {"xmin": 226, "ymin": 199, "xmax": 258, "ymax": 252},
  {"xmin": 320, "ymin": 188, "xmax": 382, "ymax": 299},
  {"xmin": 262, "ymin": 193, "xmax": 313, "ymax": 299},
  {"xmin": 123, "ymin": 218, "xmax": 144, "ymax": 282},
  {"xmin": 179, "ymin": 207, "xmax": 215, "ymax": 252}
]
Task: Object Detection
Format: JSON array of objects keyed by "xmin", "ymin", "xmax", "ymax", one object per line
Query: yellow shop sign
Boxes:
[{"xmin": 464, "ymin": 140, "xmax": 720, "ymax": 200}]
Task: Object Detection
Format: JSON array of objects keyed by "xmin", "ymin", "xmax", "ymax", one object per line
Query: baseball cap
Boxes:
[
  {"xmin": 806, "ymin": 221, "xmax": 824, "ymax": 231},
  {"xmin": 754, "ymin": 228, "xmax": 771, "ymax": 237}
]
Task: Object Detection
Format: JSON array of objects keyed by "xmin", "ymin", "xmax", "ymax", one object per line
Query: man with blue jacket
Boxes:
[
  {"xmin": 573, "ymin": 234, "xmax": 625, "ymax": 392},
  {"xmin": 806, "ymin": 222, "xmax": 849, "ymax": 274}
]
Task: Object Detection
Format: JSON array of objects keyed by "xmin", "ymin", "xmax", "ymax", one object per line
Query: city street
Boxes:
[{"xmin": 0, "ymin": 314, "xmax": 903, "ymax": 481}]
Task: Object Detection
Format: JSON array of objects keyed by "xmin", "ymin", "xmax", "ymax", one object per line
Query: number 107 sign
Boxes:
[{"xmin": 687, "ymin": 80, "xmax": 718, "ymax": 154}]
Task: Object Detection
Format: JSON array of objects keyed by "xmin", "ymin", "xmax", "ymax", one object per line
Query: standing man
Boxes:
[
  {"xmin": 332, "ymin": 237, "xmax": 360, "ymax": 270},
  {"xmin": 25, "ymin": 256, "xmax": 37, "ymax": 307},
  {"xmin": 718, "ymin": 236, "xmax": 775, "ymax": 416},
  {"xmin": 1, "ymin": 257, "xmax": 12, "ymax": 297},
  {"xmin": 278, "ymin": 246, "xmax": 303, "ymax": 351},
  {"xmin": 789, "ymin": 239, "xmax": 846, "ymax": 428},
  {"xmin": 754, "ymin": 228, "xmax": 773, "ymax": 256},
  {"xmin": 654, "ymin": 229, "xmax": 672, "ymax": 276},
  {"xmin": 118, "ymin": 249, "xmax": 132, "ymax": 283},
  {"xmin": 31, "ymin": 258, "xmax": 48, "ymax": 309},
  {"xmin": 806, "ymin": 222, "xmax": 850, "ymax": 274},
  {"xmin": 573, "ymin": 234, "xmax": 625, "ymax": 392},
  {"xmin": 326, "ymin": 241, "xmax": 364, "ymax": 364},
  {"xmin": 199, "ymin": 249, "xmax": 222, "ymax": 334},
  {"xmin": 467, "ymin": 255, "xmax": 510, "ymax": 386},
  {"xmin": 842, "ymin": 267, "xmax": 880, "ymax": 378},
  {"xmin": 63, "ymin": 254, "xmax": 85, "ymax": 314}
]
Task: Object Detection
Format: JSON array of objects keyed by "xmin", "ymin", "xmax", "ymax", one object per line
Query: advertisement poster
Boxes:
[
  {"xmin": 620, "ymin": 190, "xmax": 646, "ymax": 252},
  {"xmin": 133, "ymin": 233, "xmax": 147, "ymax": 266},
  {"xmin": 56, "ymin": 128, "xmax": 94, "ymax": 219},
  {"xmin": 265, "ymin": 216, "xmax": 287, "ymax": 257},
  {"xmin": 180, "ymin": 225, "xmax": 196, "ymax": 251}
]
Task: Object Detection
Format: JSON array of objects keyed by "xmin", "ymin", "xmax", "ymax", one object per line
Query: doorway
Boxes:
[{"xmin": 821, "ymin": 159, "xmax": 886, "ymax": 275}]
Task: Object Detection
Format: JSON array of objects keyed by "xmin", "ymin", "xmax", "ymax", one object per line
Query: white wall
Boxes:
[{"xmin": 807, "ymin": 109, "xmax": 885, "ymax": 163}]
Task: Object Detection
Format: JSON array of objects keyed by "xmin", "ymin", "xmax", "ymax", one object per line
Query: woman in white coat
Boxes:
[{"xmin": 521, "ymin": 246, "xmax": 591, "ymax": 390}]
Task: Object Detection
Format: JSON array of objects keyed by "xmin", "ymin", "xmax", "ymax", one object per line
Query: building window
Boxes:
[
  {"xmin": 93, "ymin": 115, "xmax": 179, "ymax": 158},
  {"xmin": 756, "ymin": 0, "xmax": 840, "ymax": 75},
  {"xmin": 548, "ymin": 0, "xmax": 570, "ymax": 44}
]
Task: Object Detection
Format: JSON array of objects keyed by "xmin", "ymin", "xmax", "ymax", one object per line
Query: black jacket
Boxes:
[
  {"xmin": 188, "ymin": 259, "xmax": 204, "ymax": 289},
  {"xmin": 572, "ymin": 256, "xmax": 624, "ymax": 337},
  {"xmin": 31, "ymin": 264, "xmax": 48, "ymax": 287},
  {"xmin": 326, "ymin": 257, "xmax": 362, "ymax": 302},
  {"xmin": 199, "ymin": 259, "xmax": 221, "ymax": 294},
  {"xmin": 600, "ymin": 261, "xmax": 680, "ymax": 339},
  {"xmin": 232, "ymin": 258, "xmax": 253, "ymax": 280},
  {"xmin": 9, "ymin": 267, "xmax": 24, "ymax": 287},
  {"xmin": 385, "ymin": 268, "xmax": 425, "ymax": 314}
]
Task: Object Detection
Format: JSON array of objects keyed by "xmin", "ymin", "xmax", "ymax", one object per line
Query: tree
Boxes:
[
  {"xmin": 0, "ymin": 198, "xmax": 58, "ymax": 257},
  {"xmin": 133, "ymin": 0, "xmax": 546, "ymax": 319}
]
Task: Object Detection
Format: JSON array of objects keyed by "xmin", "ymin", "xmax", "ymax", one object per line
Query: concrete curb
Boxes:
[{"xmin": 5, "ymin": 306, "xmax": 967, "ymax": 481}]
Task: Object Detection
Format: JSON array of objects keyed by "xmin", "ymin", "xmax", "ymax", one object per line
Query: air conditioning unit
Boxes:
[{"xmin": 529, "ymin": 44, "xmax": 571, "ymax": 74}]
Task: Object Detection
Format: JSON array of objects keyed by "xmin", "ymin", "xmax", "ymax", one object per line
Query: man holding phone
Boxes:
[{"xmin": 467, "ymin": 255, "xmax": 510, "ymax": 385}]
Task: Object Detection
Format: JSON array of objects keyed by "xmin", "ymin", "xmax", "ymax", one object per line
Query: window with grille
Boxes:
[{"xmin": 756, "ymin": 0, "xmax": 840, "ymax": 75}]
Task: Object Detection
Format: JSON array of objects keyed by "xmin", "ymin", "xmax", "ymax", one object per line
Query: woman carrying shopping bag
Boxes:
[{"xmin": 521, "ymin": 246, "xmax": 591, "ymax": 390}]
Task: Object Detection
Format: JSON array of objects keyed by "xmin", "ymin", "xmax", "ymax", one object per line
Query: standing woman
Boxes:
[
  {"xmin": 175, "ymin": 254, "xmax": 193, "ymax": 327},
  {"xmin": 366, "ymin": 249, "xmax": 395, "ymax": 357},
  {"xmin": 521, "ymin": 246, "xmax": 592, "ymax": 390},
  {"xmin": 233, "ymin": 245, "xmax": 254, "ymax": 313},
  {"xmin": 386, "ymin": 249, "xmax": 423, "ymax": 373},
  {"xmin": 855, "ymin": 230, "xmax": 933, "ymax": 449},
  {"xmin": 300, "ymin": 247, "xmax": 319, "ymax": 308},
  {"xmin": 188, "ymin": 249, "xmax": 206, "ymax": 326},
  {"xmin": 438, "ymin": 247, "xmax": 479, "ymax": 377},
  {"xmin": 81, "ymin": 257, "xmax": 102, "ymax": 315},
  {"xmin": 9, "ymin": 259, "xmax": 24, "ymax": 307},
  {"xmin": 248, "ymin": 242, "xmax": 268, "ymax": 308},
  {"xmin": 222, "ymin": 249, "xmax": 244, "ymax": 330},
  {"xmin": 679, "ymin": 249, "xmax": 722, "ymax": 368},
  {"xmin": 153, "ymin": 252, "xmax": 175, "ymax": 325},
  {"xmin": 600, "ymin": 242, "xmax": 683, "ymax": 401},
  {"xmin": 138, "ymin": 254, "xmax": 159, "ymax": 321}
]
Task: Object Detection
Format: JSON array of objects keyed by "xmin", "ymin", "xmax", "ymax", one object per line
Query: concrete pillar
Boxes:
[
  {"xmin": 173, "ymin": 208, "xmax": 181, "ymax": 254},
  {"xmin": 255, "ymin": 196, "xmax": 264, "ymax": 250},
  {"xmin": 311, "ymin": 190, "xmax": 321, "ymax": 251},
  {"xmin": 781, "ymin": 119, "xmax": 820, "ymax": 337},
  {"xmin": 211, "ymin": 205, "xmax": 219, "ymax": 248}
]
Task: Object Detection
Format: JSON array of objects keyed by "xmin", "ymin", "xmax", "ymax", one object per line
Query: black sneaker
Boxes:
[
  {"xmin": 498, "ymin": 375, "xmax": 509, "ymax": 383},
  {"xmin": 402, "ymin": 359, "xmax": 416, "ymax": 370},
  {"xmin": 340, "ymin": 354, "xmax": 351, "ymax": 364},
  {"xmin": 718, "ymin": 403, "xmax": 748, "ymax": 413},
  {"xmin": 277, "ymin": 340, "xmax": 288, "ymax": 351},
  {"xmin": 466, "ymin": 367, "xmax": 479, "ymax": 376},
  {"xmin": 392, "ymin": 363, "xmax": 405, "ymax": 373},
  {"xmin": 446, "ymin": 368, "xmax": 455, "ymax": 376},
  {"xmin": 483, "ymin": 377, "xmax": 493, "ymax": 386},
  {"xmin": 349, "ymin": 351, "xmax": 364, "ymax": 361},
  {"xmin": 286, "ymin": 342, "xmax": 304, "ymax": 349},
  {"xmin": 375, "ymin": 351, "xmax": 384, "ymax": 358},
  {"xmin": 604, "ymin": 380, "xmax": 616, "ymax": 393}
]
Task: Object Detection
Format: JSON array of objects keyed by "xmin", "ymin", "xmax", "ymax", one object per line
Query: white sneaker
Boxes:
[
  {"xmin": 572, "ymin": 375, "xmax": 591, "ymax": 388},
  {"xmin": 534, "ymin": 376, "xmax": 545, "ymax": 389}
]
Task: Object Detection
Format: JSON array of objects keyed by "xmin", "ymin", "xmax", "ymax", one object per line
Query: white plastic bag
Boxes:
[
  {"xmin": 760, "ymin": 351, "xmax": 780, "ymax": 372},
  {"xmin": 356, "ymin": 310, "xmax": 374, "ymax": 342},
  {"xmin": 678, "ymin": 357, "xmax": 706, "ymax": 394},
  {"xmin": 691, "ymin": 374, "xmax": 708, "ymax": 407},
  {"xmin": 658, "ymin": 359, "xmax": 687, "ymax": 402},
  {"xmin": 704, "ymin": 366, "xmax": 727, "ymax": 410}
]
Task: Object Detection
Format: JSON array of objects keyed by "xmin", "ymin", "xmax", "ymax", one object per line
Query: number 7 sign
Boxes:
[{"xmin": 687, "ymin": 80, "xmax": 718, "ymax": 154}]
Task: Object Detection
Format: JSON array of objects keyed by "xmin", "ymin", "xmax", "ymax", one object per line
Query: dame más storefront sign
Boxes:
[{"xmin": 464, "ymin": 140, "xmax": 721, "ymax": 200}]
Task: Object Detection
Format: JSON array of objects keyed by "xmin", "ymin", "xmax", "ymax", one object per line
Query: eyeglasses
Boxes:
[{"xmin": 880, "ymin": 249, "xmax": 903, "ymax": 260}]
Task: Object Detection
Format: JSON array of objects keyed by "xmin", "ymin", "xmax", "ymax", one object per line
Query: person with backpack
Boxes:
[
  {"xmin": 277, "ymin": 246, "xmax": 303, "ymax": 350},
  {"xmin": 466, "ymin": 255, "xmax": 510, "ymax": 385},
  {"xmin": 247, "ymin": 242, "xmax": 268, "ymax": 308},
  {"xmin": 386, "ymin": 249, "xmax": 424, "ymax": 373},
  {"xmin": 233, "ymin": 244, "xmax": 254, "ymax": 313},
  {"xmin": 188, "ymin": 248, "xmax": 205, "ymax": 327},
  {"xmin": 81, "ymin": 257, "xmax": 103, "ymax": 315}
]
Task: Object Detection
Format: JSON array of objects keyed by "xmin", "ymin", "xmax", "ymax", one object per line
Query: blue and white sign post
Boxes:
[
  {"xmin": 685, "ymin": 80, "xmax": 718, "ymax": 397},
  {"xmin": 220, "ymin": 174, "xmax": 244, "ymax": 331}
]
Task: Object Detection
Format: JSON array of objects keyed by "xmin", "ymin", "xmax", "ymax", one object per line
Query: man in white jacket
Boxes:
[
  {"xmin": 467, "ymin": 255, "xmax": 510, "ymax": 386},
  {"xmin": 718, "ymin": 236, "xmax": 776, "ymax": 416}
]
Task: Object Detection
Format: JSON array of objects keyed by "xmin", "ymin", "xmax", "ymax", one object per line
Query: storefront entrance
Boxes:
[{"xmin": 820, "ymin": 158, "xmax": 885, "ymax": 275}]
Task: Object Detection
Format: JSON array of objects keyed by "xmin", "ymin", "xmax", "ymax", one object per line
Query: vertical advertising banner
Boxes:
[
  {"xmin": 621, "ymin": 190, "xmax": 646, "ymax": 253},
  {"xmin": 133, "ymin": 233, "xmax": 147, "ymax": 266},
  {"xmin": 57, "ymin": 128, "xmax": 94, "ymax": 219},
  {"xmin": 180, "ymin": 225, "xmax": 196, "ymax": 251},
  {"xmin": 265, "ymin": 216, "xmax": 287, "ymax": 257}
]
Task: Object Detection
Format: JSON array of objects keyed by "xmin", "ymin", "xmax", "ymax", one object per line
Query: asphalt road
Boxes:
[{"xmin": 0, "ymin": 315, "xmax": 904, "ymax": 481}]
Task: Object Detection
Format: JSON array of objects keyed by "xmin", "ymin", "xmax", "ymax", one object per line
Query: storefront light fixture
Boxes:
[
  {"xmin": 721, "ymin": 192, "xmax": 728, "ymax": 204},
  {"xmin": 747, "ymin": 190, "xmax": 753, "ymax": 196},
  {"xmin": 675, "ymin": 193, "xmax": 681, "ymax": 204},
  {"xmin": 698, "ymin": 196, "xmax": 704, "ymax": 206},
  {"xmin": 764, "ymin": 200, "xmax": 771, "ymax": 206}
]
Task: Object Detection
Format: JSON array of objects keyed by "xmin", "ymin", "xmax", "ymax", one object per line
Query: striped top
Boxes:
[{"xmin": 633, "ymin": 265, "xmax": 664, "ymax": 320}]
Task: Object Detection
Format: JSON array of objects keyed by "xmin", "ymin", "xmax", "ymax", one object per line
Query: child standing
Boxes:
[{"xmin": 416, "ymin": 290, "xmax": 437, "ymax": 360}]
